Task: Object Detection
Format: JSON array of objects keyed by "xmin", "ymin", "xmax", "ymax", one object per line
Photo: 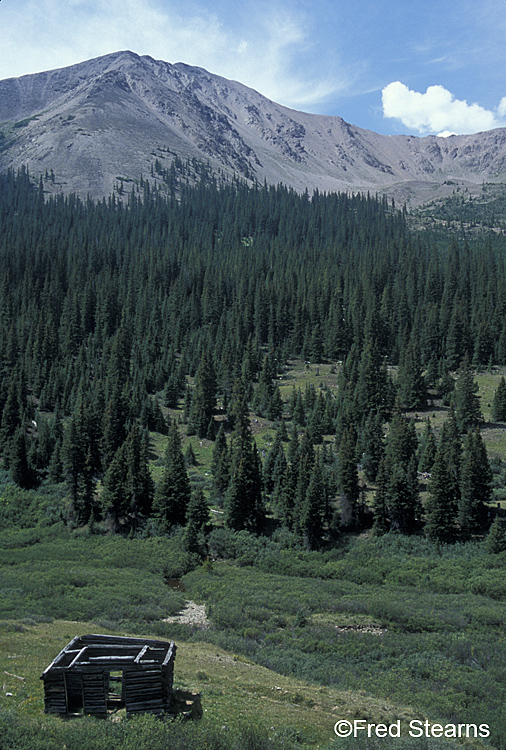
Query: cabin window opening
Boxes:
[{"xmin": 108, "ymin": 671, "xmax": 124, "ymax": 707}]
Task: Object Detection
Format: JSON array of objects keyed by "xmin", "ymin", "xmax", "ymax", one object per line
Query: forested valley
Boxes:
[
  {"xmin": 1, "ymin": 165, "xmax": 506, "ymax": 542},
  {"xmin": 3, "ymin": 164, "xmax": 506, "ymax": 749}
]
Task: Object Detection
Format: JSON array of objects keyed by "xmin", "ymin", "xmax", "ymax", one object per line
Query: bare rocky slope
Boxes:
[{"xmin": 1, "ymin": 50, "xmax": 506, "ymax": 205}]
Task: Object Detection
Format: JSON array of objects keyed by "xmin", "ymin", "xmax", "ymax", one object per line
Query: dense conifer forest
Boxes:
[
  {"xmin": 1, "ymin": 165, "xmax": 505, "ymax": 545},
  {"xmin": 4, "ymin": 165, "xmax": 506, "ymax": 749}
]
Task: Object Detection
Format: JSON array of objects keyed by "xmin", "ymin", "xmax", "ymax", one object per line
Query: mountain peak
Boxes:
[{"xmin": 1, "ymin": 52, "xmax": 505, "ymax": 205}]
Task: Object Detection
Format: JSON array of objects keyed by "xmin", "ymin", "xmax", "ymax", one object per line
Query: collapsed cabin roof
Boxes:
[{"xmin": 41, "ymin": 634, "xmax": 177, "ymax": 716}]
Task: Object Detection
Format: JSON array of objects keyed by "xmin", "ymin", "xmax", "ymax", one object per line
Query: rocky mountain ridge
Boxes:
[{"xmin": 1, "ymin": 50, "xmax": 506, "ymax": 205}]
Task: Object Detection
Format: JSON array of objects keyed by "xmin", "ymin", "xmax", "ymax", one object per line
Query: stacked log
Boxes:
[
  {"xmin": 42, "ymin": 671, "xmax": 67, "ymax": 714},
  {"xmin": 123, "ymin": 668, "xmax": 165, "ymax": 715},
  {"xmin": 40, "ymin": 634, "xmax": 177, "ymax": 717},
  {"xmin": 82, "ymin": 672, "xmax": 108, "ymax": 716}
]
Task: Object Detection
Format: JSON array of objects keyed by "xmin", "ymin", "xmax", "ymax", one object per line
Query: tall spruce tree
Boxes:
[
  {"xmin": 0, "ymin": 369, "xmax": 24, "ymax": 453},
  {"xmin": 396, "ymin": 338, "xmax": 427, "ymax": 410},
  {"xmin": 418, "ymin": 419, "xmax": 437, "ymax": 473},
  {"xmin": 425, "ymin": 445, "xmax": 458, "ymax": 543},
  {"xmin": 458, "ymin": 429, "xmax": 492, "ymax": 539},
  {"xmin": 224, "ymin": 381, "xmax": 264, "ymax": 532},
  {"xmin": 360, "ymin": 410, "xmax": 384, "ymax": 483},
  {"xmin": 153, "ymin": 423, "xmax": 190, "ymax": 529},
  {"xmin": 452, "ymin": 354, "xmax": 482, "ymax": 433},
  {"xmin": 188, "ymin": 350, "xmax": 217, "ymax": 438},
  {"xmin": 252, "ymin": 352, "xmax": 276, "ymax": 417},
  {"xmin": 372, "ymin": 410, "xmax": 421, "ymax": 534},
  {"xmin": 262, "ymin": 428, "xmax": 285, "ymax": 493},
  {"xmin": 337, "ymin": 426, "xmax": 359, "ymax": 529},
  {"xmin": 372, "ymin": 458, "xmax": 390, "ymax": 535},
  {"xmin": 101, "ymin": 381, "xmax": 129, "ymax": 470},
  {"xmin": 425, "ymin": 412, "xmax": 461, "ymax": 542},
  {"xmin": 101, "ymin": 442, "xmax": 130, "ymax": 531},
  {"xmin": 62, "ymin": 411, "xmax": 97, "ymax": 524},
  {"xmin": 9, "ymin": 427, "xmax": 33, "ymax": 489},
  {"xmin": 492, "ymin": 376, "xmax": 506, "ymax": 422},
  {"xmin": 353, "ymin": 339, "xmax": 392, "ymax": 421},
  {"xmin": 183, "ymin": 487, "xmax": 210, "ymax": 556},
  {"xmin": 300, "ymin": 450, "xmax": 327, "ymax": 549},
  {"xmin": 211, "ymin": 425, "xmax": 230, "ymax": 496}
]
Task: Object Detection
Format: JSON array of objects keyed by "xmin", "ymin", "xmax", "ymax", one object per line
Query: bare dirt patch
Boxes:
[
  {"xmin": 163, "ymin": 600, "xmax": 209, "ymax": 628},
  {"xmin": 334, "ymin": 624, "xmax": 387, "ymax": 635}
]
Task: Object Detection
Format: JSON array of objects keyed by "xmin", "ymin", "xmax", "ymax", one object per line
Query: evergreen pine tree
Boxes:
[
  {"xmin": 337, "ymin": 427, "xmax": 359, "ymax": 529},
  {"xmin": 153, "ymin": 423, "xmax": 190, "ymax": 529},
  {"xmin": 300, "ymin": 450, "xmax": 327, "ymax": 549},
  {"xmin": 288, "ymin": 421, "xmax": 300, "ymax": 466},
  {"xmin": 124, "ymin": 425, "xmax": 154, "ymax": 519},
  {"xmin": 188, "ymin": 350, "xmax": 217, "ymax": 438},
  {"xmin": 372, "ymin": 410, "xmax": 421, "ymax": 535},
  {"xmin": 458, "ymin": 429, "xmax": 492, "ymax": 539},
  {"xmin": 62, "ymin": 412, "xmax": 97, "ymax": 523},
  {"xmin": 48, "ymin": 439, "xmax": 64, "ymax": 483},
  {"xmin": 388, "ymin": 457, "xmax": 420, "ymax": 534},
  {"xmin": 211, "ymin": 425, "xmax": 230, "ymax": 496},
  {"xmin": 185, "ymin": 441, "xmax": 197, "ymax": 467},
  {"xmin": 271, "ymin": 447, "xmax": 288, "ymax": 508},
  {"xmin": 293, "ymin": 440, "xmax": 313, "ymax": 534},
  {"xmin": 425, "ymin": 446, "xmax": 458, "ymax": 543},
  {"xmin": 418, "ymin": 419, "xmax": 437, "ymax": 473},
  {"xmin": 262, "ymin": 429, "xmax": 284, "ymax": 493},
  {"xmin": 386, "ymin": 408, "xmax": 419, "ymax": 468},
  {"xmin": 492, "ymin": 376, "xmax": 506, "ymax": 422},
  {"xmin": 438, "ymin": 366, "xmax": 455, "ymax": 407},
  {"xmin": 307, "ymin": 392, "xmax": 325, "ymax": 444},
  {"xmin": 101, "ymin": 442, "xmax": 129, "ymax": 531},
  {"xmin": 486, "ymin": 516, "xmax": 506, "ymax": 553},
  {"xmin": 292, "ymin": 389, "xmax": 306, "ymax": 426},
  {"xmin": 252, "ymin": 353, "xmax": 275, "ymax": 417},
  {"xmin": 0, "ymin": 370, "xmax": 24, "ymax": 452},
  {"xmin": 396, "ymin": 339, "xmax": 427, "ymax": 409},
  {"xmin": 277, "ymin": 418, "xmax": 288, "ymax": 442},
  {"xmin": 164, "ymin": 372, "xmax": 182, "ymax": 409},
  {"xmin": 224, "ymin": 399, "xmax": 264, "ymax": 533},
  {"xmin": 267, "ymin": 383, "xmax": 284, "ymax": 421},
  {"xmin": 101, "ymin": 381, "xmax": 129, "ymax": 470},
  {"xmin": 452, "ymin": 354, "xmax": 482, "ymax": 432},
  {"xmin": 424, "ymin": 415, "xmax": 461, "ymax": 543},
  {"xmin": 372, "ymin": 458, "xmax": 390, "ymax": 535},
  {"xmin": 9, "ymin": 427, "xmax": 33, "ymax": 488},
  {"xmin": 353, "ymin": 339, "xmax": 392, "ymax": 421},
  {"xmin": 276, "ymin": 460, "xmax": 297, "ymax": 529},
  {"xmin": 183, "ymin": 487, "xmax": 210, "ymax": 556},
  {"xmin": 360, "ymin": 410, "xmax": 384, "ymax": 483}
]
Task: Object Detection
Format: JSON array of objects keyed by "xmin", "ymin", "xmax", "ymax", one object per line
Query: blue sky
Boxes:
[{"xmin": 1, "ymin": 0, "xmax": 505, "ymax": 136}]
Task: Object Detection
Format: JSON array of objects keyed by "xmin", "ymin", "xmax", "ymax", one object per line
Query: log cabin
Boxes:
[{"xmin": 41, "ymin": 633, "xmax": 176, "ymax": 717}]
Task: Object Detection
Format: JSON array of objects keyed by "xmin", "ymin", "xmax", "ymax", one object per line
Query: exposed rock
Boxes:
[
  {"xmin": 164, "ymin": 600, "xmax": 209, "ymax": 628},
  {"xmin": 1, "ymin": 50, "xmax": 506, "ymax": 205}
]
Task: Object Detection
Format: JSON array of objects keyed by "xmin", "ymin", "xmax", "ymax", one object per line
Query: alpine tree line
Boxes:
[{"xmin": 1, "ymin": 165, "xmax": 506, "ymax": 548}]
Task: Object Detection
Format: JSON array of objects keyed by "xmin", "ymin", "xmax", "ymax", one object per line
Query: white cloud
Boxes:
[
  {"xmin": 498, "ymin": 97, "xmax": 506, "ymax": 119},
  {"xmin": 382, "ymin": 81, "xmax": 506, "ymax": 135},
  {"xmin": 0, "ymin": 0, "xmax": 347, "ymax": 110}
]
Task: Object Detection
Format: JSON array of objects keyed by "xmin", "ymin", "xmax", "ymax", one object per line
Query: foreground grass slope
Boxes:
[
  {"xmin": 0, "ymin": 618, "xmax": 489, "ymax": 750},
  {"xmin": 1, "ymin": 523, "xmax": 505, "ymax": 748}
]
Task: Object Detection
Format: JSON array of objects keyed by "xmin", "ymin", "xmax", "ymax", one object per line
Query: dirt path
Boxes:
[{"xmin": 163, "ymin": 600, "xmax": 209, "ymax": 628}]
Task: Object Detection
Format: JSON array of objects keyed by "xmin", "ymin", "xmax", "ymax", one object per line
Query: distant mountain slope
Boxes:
[{"xmin": 1, "ymin": 50, "xmax": 506, "ymax": 204}]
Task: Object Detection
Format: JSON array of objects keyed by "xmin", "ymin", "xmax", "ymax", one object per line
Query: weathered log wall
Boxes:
[{"xmin": 41, "ymin": 634, "xmax": 176, "ymax": 717}]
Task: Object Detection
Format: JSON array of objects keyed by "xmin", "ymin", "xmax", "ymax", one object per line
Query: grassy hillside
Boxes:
[
  {"xmin": 2, "ymin": 361, "xmax": 506, "ymax": 749},
  {"xmin": 0, "ymin": 619, "xmax": 427, "ymax": 749}
]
